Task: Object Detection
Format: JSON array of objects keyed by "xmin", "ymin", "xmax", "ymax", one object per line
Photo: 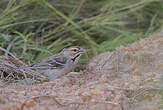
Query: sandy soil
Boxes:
[{"xmin": 0, "ymin": 31, "xmax": 163, "ymax": 110}]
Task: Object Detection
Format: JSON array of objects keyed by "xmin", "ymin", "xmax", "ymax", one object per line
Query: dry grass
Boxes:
[{"xmin": 0, "ymin": 47, "xmax": 47, "ymax": 83}]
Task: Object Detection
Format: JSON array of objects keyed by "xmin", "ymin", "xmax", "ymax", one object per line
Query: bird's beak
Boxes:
[{"xmin": 79, "ymin": 48, "xmax": 85, "ymax": 53}]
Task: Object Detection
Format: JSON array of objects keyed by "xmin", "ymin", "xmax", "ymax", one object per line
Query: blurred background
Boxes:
[{"xmin": 0, "ymin": 0, "xmax": 163, "ymax": 64}]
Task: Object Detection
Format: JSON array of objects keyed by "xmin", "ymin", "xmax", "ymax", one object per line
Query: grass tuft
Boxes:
[{"xmin": 0, "ymin": 0, "xmax": 162, "ymax": 64}]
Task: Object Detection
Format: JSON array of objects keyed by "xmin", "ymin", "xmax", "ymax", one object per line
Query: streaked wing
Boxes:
[{"xmin": 31, "ymin": 56, "xmax": 67, "ymax": 69}]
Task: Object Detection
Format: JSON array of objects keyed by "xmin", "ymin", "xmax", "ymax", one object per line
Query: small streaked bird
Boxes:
[{"xmin": 30, "ymin": 46, "xmax": 85, "ymax": 80}]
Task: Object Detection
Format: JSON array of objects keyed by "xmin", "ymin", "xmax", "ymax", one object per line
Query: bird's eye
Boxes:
[{"xmin": 73, "ymin": 49, "xmax": 78, "ymax": 52}]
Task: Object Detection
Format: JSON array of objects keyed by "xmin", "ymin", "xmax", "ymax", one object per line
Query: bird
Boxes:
[{"xmin": 29, "ymin": 46, "xmax": 85, "ymax": 80}]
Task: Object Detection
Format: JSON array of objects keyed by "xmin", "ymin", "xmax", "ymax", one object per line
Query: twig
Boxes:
[
  {"xmin": 0, "ymin": 47, "xmax": 24, "ymax": 65},
  {"xmin": 28, "ymin": 95, "xmax": 64, "ymax": 107},
  {"xmin": 28, "ymin": 95, "xmax": 119, "ymax": 106},
  {"xmin": 101, "ymin": 51, "xmax": 116, "ymax": 69}
]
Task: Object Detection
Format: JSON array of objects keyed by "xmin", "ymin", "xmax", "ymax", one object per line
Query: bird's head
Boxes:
[{"xmin": 62, "ymin": 46, "xmax": 85, "ymax": 62}]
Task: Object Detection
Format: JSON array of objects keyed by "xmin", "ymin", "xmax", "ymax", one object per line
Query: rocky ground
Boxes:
[{"xmin": 0, "ymin": 31, "xmax": 163, "ymax": 110}]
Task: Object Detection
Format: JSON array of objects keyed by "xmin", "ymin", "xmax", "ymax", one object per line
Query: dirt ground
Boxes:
[{"xmin": 0, "ymin": 31, "xmax": 163, "ymax": 110}]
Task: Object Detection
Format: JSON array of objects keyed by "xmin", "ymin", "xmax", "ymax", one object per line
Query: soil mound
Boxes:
[{"xmin": 0, "ymin": 31, "xmax": 162, "ymax": 110}]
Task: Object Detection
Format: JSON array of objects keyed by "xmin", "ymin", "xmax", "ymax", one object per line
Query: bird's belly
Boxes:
[{"xmin": 39, "ymin": 65, "xmax": 75, "ymax": 80}]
